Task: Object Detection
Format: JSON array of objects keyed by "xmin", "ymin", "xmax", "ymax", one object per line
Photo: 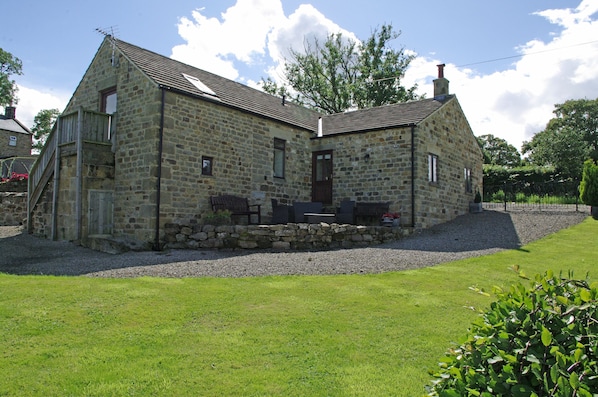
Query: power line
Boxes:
[{"xmin": 367, "ymin": 39, "xmax": 598, "ymax": 85}]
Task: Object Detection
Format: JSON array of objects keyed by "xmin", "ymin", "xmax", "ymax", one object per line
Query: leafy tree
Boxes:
[
  {"xmin": 476, "ymin": 134, "xmax": 521, "ymax": 166},
  {"xmin": 0, "ymin": 48, "xmax": 23, "ymax": 107},
  {"xmin": 31, "ymin": 108, "xmax": 60, "ymax": 151},
  {"xmin": 523, "ymin": 98, "xmax": 598, "ymax": 179},
  {"xmin": 261, "ymin": 24, "xmax": 420, "ymax": 114}
]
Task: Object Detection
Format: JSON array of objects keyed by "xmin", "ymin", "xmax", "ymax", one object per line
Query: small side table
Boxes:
[{"xmin": 304, "ymin": 213, "xmax": 336, "ymax": 224}]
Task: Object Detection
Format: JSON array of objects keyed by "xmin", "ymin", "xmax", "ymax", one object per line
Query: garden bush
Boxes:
[
  {"xmin": 426, "ymin": 270, "xmax": 598, "ymax": 397},
  {"xmin": 580, "ymin": 159, "xmax": 598, "ymax": 207}
]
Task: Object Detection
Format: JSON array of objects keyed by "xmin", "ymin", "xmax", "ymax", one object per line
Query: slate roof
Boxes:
[
  {"xmin": 110, "ymin": 38, "xmax": 451, "ymax": 136},
  {"xmin": 320, "ymin": 97, "xmax": 451, "ymax": 136},
  {"xmin": 113, "ymin": 39, "xmax": 322, "ymax": 132},
  {"xmin": 0, "ymin": 116, "xmax": 30, "ymax": 135}
]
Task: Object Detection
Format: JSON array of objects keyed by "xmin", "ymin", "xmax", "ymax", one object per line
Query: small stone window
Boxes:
[
  {"xmin": 464, "ymin": 167, "xmax": 472, "ymax": 193},
  {"xmin": 202, "ymin": 156, "xmax": 213, "ymax": 176},
  {"xmin": 428, "ymin": 153, "xmax": 438, "ymax": 183},
  {"xmin": 273, "ymin": 138, "xmax": 285, "ymax": 178}
]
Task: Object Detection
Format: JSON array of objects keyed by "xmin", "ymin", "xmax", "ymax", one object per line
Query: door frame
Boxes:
[{"xmin": 312, "ymin": 150, "xmax": 333, "ymax": 204}]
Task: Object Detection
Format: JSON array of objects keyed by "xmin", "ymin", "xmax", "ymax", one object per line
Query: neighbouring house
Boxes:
[
  {"xmin": 27, "ymin": 36, "xmax": 483, "ymax": 249},
  {"xmin": 1, "ymin": 106, "xmax": 35, "ymax": 178},
  {"xmin": 0, "ymin": 106, "xmax": 32, "ymax": 158}
]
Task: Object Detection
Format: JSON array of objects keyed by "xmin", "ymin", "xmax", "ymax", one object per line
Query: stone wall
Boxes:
[
  {"xmin": 163, "ymin": 222, "xmax": 411, "ymax": 251},
  {"xmin": 43, "ymin": 39, "xmax": 482, "ymax": 248},
  {"xmin": 60, "ymin": 40, "xmax": 315, "ymax": 245},
  {"xmin": 62, "ymin": 40, "xmax": 153, "ymax": 242},
  {"xmin": 158, "ymin": 91, "xmax": 314, "ymax": 232},
  {"xmin": 0, "ymin": 192, "xmax": 27, "ymax": 226},
  {"xmin": 311, "ymin": 97, "xmax": 483, "ymax": 229},
  {"xmin": 29, "ymin": 180, "xmax": 53, "ymax": 237},
  {"xmin": 413, "ymin": 98, "xmax": 483, "ymax": 228},
  {"xmin": 312, "ymin": 126, "xmax": 413, "ymax": 223}
]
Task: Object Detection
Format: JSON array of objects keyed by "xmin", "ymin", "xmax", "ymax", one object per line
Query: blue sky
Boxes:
[{"xmin": 2, "ymin": 0, "xmax": 597, "ymax": 151}]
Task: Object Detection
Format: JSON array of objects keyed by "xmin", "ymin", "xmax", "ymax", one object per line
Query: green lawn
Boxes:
[{"xmin": 1, "ymin": 218, "xmax": 596, "ymax": 396}]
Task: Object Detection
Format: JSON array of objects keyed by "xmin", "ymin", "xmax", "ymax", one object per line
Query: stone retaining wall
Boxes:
[
  {"xmin": 163, "ymin": 222, "xmax": 412, "ymax": 250},
  {"xmin": 0, "ymin": 192, "xmax": 27, "ymax": 226}
]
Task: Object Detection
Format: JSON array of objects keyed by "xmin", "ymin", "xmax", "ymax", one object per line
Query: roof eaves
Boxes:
[{"xmin": 314, "ymin": 122, "xmax": 417, "ymax": 139}]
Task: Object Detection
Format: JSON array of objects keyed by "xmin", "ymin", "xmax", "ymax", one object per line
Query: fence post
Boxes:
[{"xmin": 503, "ymin": 181, "xmax": 507, "ymax": 211}]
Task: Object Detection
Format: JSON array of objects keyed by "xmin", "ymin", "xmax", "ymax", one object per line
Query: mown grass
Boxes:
[{"xmin": 0, "ymin": 218, "xmax": 596, "ymax": 396}]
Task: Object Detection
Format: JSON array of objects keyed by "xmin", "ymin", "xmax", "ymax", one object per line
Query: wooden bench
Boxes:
[
  {"xmin": 355, "ymin": 202, "xmax": 390, "ymax": 225},
  {"xmin": 210, "ymin": 195, "xmax": 261, "ymax": 224}
]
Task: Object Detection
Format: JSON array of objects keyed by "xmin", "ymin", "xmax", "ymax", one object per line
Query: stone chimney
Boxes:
[
  {"xmin": 433, "ymin": 64, "xmax": 449, "ymax": 99},
  {"xmin": 4, "ymin": 106, "xmax": 16, "ymax": 119}
]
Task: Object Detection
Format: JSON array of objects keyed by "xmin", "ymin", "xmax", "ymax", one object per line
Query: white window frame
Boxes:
[
  {"xmin": 464, "ymin": 167, "xmax": 472, "ymax": 192},
  {"xmin": 428, "ymin": 153, "xmax": 438, "ymax": 183}
]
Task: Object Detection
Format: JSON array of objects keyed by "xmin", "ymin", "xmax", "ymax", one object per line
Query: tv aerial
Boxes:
[{"xmin": 95, "ymin": 26, "xmax": 120, "ymax": 67}]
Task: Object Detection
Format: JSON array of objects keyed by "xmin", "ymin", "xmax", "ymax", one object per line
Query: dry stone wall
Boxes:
[
  {"xmin": 0, "ymin": 192, "xmax": 27, "ymax": 226},
  {"xmin": 163, "ymin": 222, "xmax": 411, "ymax": 251}
]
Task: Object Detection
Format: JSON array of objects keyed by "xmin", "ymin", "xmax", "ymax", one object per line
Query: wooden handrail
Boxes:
[{"xmin": 27, "ymin": 109, "xmax": 113, "ymax": 233}]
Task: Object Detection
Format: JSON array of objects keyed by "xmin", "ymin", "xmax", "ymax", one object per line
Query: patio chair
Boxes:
[
  {"xmin": 336, "ymin": 200, "xmax": 355, "ymax": 224},
  {"xmin": 271, "ymin": 199, "xmax": 291, "ymax": 224}
]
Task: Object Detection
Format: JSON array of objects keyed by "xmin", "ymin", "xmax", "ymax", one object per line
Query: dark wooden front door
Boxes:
[{"xmin": 312, "ymin": 150, "xmax": 333, "ymax": 204}]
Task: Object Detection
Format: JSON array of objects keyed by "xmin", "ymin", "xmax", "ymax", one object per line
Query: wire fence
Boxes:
[
  {"xmin": 482, "ymin": 180, "xmax": 589, "ymax": 212},
  {"xmin": 0, "ymin": 156, "xmax": 37, "ymax": 179}
]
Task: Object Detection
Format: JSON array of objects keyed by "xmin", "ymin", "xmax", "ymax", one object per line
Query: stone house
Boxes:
[
  {"xmin": 0, "ymin": 106, "xmax": 31, "ymax": 158},
  {"xmin": 1, "ymin": 106, "xmax": 34, "ymax": 177},
  {"xmin": 27, "ymin": 37, "xmax": 482, "ymax": 249}
]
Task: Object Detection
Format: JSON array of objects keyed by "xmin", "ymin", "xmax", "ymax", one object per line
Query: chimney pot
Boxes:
[{"xmin": 437, "ymin": 64, "xmax": 446, "ymax": 79}]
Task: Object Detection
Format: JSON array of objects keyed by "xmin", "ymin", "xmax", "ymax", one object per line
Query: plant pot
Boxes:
[
  {"xmin": 381, "ymin": 217, "xmax": 394, "ymax": 227},
  {"xmin": 469, "ymin": 202, "xmax": 483, "ymax": 213}
]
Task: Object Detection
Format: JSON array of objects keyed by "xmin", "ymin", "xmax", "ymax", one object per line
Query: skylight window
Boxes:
[{"xmin": 182, "ymin": 73, "xmax": 218, "ymax": 97}]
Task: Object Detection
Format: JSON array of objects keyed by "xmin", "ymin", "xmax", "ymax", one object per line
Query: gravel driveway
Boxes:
[{"xmin": 0, "ymin": 210, "xmax": 589, "ymax": 278}]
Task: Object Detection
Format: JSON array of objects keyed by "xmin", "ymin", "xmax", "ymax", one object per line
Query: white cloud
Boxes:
[
  {"xmin": 172, "ymin": 0, "xmax": 598, "ymax": 153},
  {"xmin": 406, "ymin": 0, "xmax": 598, "ymax": 151},
  {"xmin": 172, "ymin": 1, "xmax": 356, "ymax": 85},
  {"xmin": 10, "ymin": 85, "xmax": 69, "ymax": 130},
  {"xmin": 171, "ymin": 0, "xmax": 286, "ymax": 80},
  {"xmin": 263, "ymin": 4, "xmax": 358, "ymax": 90}
]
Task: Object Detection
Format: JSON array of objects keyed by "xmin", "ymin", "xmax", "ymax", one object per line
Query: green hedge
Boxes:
[
  {"xmin": 426, "ymin": 270, "xmax": 598, "ymax": 396},
  {"xmin": 483, "ymin": 165, "xmax": 562, "ymax": 188}
]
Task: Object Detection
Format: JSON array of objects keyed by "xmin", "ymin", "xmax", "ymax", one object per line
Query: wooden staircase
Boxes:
[{"xmin": 27, "ymin": 108, "xmax": 113, "ymax": 240}]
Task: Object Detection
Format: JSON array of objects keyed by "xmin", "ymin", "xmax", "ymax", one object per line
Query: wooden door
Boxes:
[
  {"xmin": 312, "ymin": 150, "xmax": 333, "ymax": 204},
  {"xmin": 88, "ymin": 190, "xmax": 114, "ymax": 235}
]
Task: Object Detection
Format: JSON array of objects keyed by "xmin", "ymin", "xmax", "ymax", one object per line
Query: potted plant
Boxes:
[
  {"xmin": 469, "ymin": 190, "xmax": 483, "ymax": 213},
  {"xmin": 380, "ymin": 212, "xmax": 400, "ymax": 227},
  {"xmin": 580, "ymin": 159, "xmax": 598, "ymax": 219},
  {"xmin": 203, "ymin": 209, "xmax": 232, "ymax": 225}
]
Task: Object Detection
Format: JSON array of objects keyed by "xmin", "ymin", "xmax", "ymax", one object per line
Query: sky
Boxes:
[{"xmin": 2, "ymin": 0, "xmax": 598, "ymax": 152}]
